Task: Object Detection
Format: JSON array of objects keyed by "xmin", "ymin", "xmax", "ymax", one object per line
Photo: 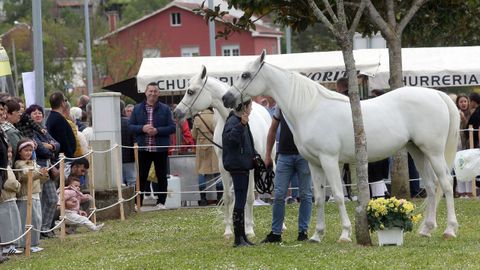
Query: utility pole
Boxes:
[
  {"xmin": 84, "ymin": 0, "xmax": 94, "ymax": 96},
  {"xmin": 208, "ymin": 0, "xmax": 216, "ymax": 56},
  {"xmin": 32, "ymin": 0, "xmax": 45, "ymax": 107}
]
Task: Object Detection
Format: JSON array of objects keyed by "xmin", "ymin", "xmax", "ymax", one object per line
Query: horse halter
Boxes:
[
  {"xmin": 179, "ymin": 76, "xmax": 208, "ymax": 118},
  {"xmin": 231, "ymin": 61, "xmax": 266, "ymax": 106}
]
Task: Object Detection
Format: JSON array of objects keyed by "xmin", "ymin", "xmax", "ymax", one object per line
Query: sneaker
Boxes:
[
  {"xmin": 94, "ymin": 223, "xmax": 105, "ymax": 231},
  {"xmin": 261, "ymin": 232, "xmax": 282, "ymax": 243},
  {"xmin": 30, "ymin": 246, "xmax": 44, "ymax": 253},
  {"xmin": 297, "ymin": 231, "xmax": 308, "ymax": 241},
  {"xmin": 155, "ymin": 203, "xmax": 167, "ymax": 210},
  {"xmin": 3, "ymin": 246, "xmax": 22, "ymax": 255},
  {"xmin": 40, "ymin": 231, "xmax": 55, "ymax": 239}
]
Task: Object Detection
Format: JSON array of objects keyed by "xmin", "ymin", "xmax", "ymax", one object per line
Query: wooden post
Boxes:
[
  {"xmin": 134, "ymin": 143, "xmax": 141, "ymax": 211},
  {"xmin": 114, "ymin": 144, "xmax": 125, "ymax": 221},
  {"xmin": 469, "ymin": 125, "xmax": 477, "ymax": 197},
  {"xmin": 24, "ymin": 169, "xmax": 33, "ymax": 257},
  {"xmin": 88, "ymin": 147, "xmax": 97, "ymax": 224},
  {"xmin": 59, "ymin": 154, "xmax": 66, "ymax": 241}
]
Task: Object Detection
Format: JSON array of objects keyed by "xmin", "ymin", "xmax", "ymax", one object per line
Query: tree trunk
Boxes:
[
  {"xmin": 340, "ymin": 39, "xmax": 372, "ymax": 246},
  {"xmin": 387, "ymin": 37, "xmax": 410, "ymax": 199}
]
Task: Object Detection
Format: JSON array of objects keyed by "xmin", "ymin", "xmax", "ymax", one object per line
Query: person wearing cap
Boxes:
[{"xmin": 222, "ymin": 100, "xmax": 256, "ymax": 247}]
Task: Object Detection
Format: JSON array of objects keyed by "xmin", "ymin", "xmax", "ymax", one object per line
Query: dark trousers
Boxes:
[
  {"xmin": 138, "ymin": 151, "xmax": 169, "ymax": 205},
  {"xmin": 231, "ymin": 171, "xmax": 249, "ymax": 209}
]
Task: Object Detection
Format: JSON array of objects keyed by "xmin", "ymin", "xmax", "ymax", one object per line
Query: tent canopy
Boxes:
[{"xmin": 136, "ymin": 46, "xmax": 480, "ymax": 93}]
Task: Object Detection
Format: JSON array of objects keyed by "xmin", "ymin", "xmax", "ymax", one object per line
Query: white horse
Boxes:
[
  {"xmin": 173, "ymin": 66, "xmax": 274, "ymax": 239},
  {"xmin": 222, "ymin": 51, "xmax": 459, "ymax": 242}
]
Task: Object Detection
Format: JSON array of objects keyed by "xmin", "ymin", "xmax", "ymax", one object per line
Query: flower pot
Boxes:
[{"xmin": 377, "ymin": 227, "xmax": 404, "ymax": 246}]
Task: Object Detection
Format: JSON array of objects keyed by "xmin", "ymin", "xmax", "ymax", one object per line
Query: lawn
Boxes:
[{"xmin": 2, "ymin": 199, "xmax": 480, "ymax": 270}]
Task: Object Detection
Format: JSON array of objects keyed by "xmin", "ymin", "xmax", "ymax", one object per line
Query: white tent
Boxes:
[{"xmin": 136, "ymin": 46, "xmax": 480, "ymax": 93}]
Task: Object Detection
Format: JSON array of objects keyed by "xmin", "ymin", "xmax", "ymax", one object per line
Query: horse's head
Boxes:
[
  {"xmin": 223, "ymin": 50, "xmax": 267, "ymax": 109},
  {"xmin": 174, "ymin": 66, "xmax": 213, "ymax": 121}
]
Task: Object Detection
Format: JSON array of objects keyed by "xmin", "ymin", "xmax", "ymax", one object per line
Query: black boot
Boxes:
[
  {"xmin": 233, "ymin": 208, "xmax": 252, "ymax": 247},
  {"xmin": 198, "ymin": 192, "xmax": 208, "ymax": 206},
  {"xmin": 233, "ymin": 208, "xmax": 254, "ymax": 246}
]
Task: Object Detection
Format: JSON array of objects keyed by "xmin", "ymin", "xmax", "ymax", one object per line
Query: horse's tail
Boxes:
[
  {"xmin": 439, "ymin": 92, "xmax": 460, "ymax": 169},
  {"xmin": 432, "ymin": 92, "xmax": 460, "ymax": 201}
]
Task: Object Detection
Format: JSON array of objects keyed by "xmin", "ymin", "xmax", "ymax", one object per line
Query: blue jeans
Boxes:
[
  {"xmin": 198, "ymin": 173, "xmax": 223, "ymax": 191},
  {"xmin": 272, "ymin": 154, "xmax": 312, "ymax": 234},
  {"xmin": 123, "ymin": 162, "xmax": 137, "ymax": 186}
]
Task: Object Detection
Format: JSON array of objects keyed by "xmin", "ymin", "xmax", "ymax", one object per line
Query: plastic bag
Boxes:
[
  {"xmin": 454, "ymin": 149, "xmax": 480, "ymax": 182},
  {"xmin": 147, "ymin": 163, "xmax": 157, "ymax": 183}
]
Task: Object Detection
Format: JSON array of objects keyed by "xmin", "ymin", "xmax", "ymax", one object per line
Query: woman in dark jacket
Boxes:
[
  {"xmin": 222, "ymin": 100, "xmax": 255, "ymax": 247},
  {"xmin": 26, "ymin": 104, "xmax": 60, "ymax": 238}
]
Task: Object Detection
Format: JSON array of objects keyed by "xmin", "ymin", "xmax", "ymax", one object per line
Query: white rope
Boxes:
[
  {"xmin": 64, "ymin": 150, "xmax": 93, "ymax": 161},
  {"xmin": 31, "ymin": 218, "xmax": 66, "ymax": 233},
  {"xmin": 91, "ymin": 145, "xmax": 118, "ymax": 154},
  {"xmin": 121, "ymin": 143, "xmax": 215, "ymax": 149},
  {"xmin": 0, "ymin": 225, "xmax": 33, "ymax": 246}
]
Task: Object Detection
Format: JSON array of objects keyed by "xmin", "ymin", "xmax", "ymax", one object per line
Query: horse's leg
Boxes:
[
  {"xmin": 407, "ymin": 145, "xmax": 438, "ymax": 237},
  {"xmin": 423, "ymin": 151, "xmax": 458, "ymax": 238},
  {"xmin": 309, "ymin": 164, "xmax": 327, "ymax": 243},
  {"xmin": 219, "ymin": 168, "xmax": 234, "ymax": 239},
  {"xmin": 320, "ymin": 157, "xmax": 352, "ymax": 242},
  {"xmin": 244, "ymin": 171, "xmax": 256, "ymax": 237}
]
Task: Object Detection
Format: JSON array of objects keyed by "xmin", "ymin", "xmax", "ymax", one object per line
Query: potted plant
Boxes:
[{"xmin": 367, "ymin": 197, "xmax": 422, "ymax": 246}]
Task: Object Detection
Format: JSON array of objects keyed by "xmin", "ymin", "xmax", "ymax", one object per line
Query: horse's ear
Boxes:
[
  {"xmin": 260, "ymin": 50, "xmax": 266, "ymax": 63},
  {"xmin": 201, "ymin": 65, "xmax": 207, "ymax": 79}
]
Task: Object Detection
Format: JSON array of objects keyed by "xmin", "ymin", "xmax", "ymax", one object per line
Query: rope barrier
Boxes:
[
  {"xmin": 91, "ymin": 145, "xmax": 119, "ymax": 154},
  {"xmin": 64, "ymin": 150, "xmax": 94, "ymax": 161},
  {"xmin": 121, "ymin": 143, "xmax": 216, "ymax": 149},
  {"xmin": 0, "ymin": 225, "xmax": 33, "ymax": 246},
  {"xmin": 31, "ymin": 218, "xmax": 66, "ymax": 234}
]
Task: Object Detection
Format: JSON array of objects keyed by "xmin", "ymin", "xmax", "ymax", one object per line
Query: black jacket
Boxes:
[
  {"xmin": 46, "ymin": 111, "xmax": 77, "ymax": 158},
  {"xmin": 222, "ymin": 112, "xmax": 255, "ymax": 172},
  {"xmin": 121, "ymin": 116, "xmax": 135, "ymax": 163}
]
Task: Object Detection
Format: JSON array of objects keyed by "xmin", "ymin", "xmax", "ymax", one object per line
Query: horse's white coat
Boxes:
[
  {"xmin": 223, "ymin": 52, "xmax": 460, "ymax": 242},
  {"xmin": 174, "ymin": 68, "xmax": 273, "ymax": 238}
]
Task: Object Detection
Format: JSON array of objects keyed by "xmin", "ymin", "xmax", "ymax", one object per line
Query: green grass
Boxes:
[{"xmin": 2, "ymin": 199, "xmax": 480, "ymax": 270}]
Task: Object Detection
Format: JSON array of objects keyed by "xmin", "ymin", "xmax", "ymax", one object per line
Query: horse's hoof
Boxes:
[
  {"xmin": 443, "ymin": 231, "xmax": 456, "ymax": 239},
  {"xmin": 418, "ymin": 232, "xmax": 431, "ymax": 238},
  {"xmin": 308, "ymin": 237, "xmax": 320, "ymax": 243},
  {"xmin": 224, "ymin": 233, "xmax": 232, "ymax": 240},
  {"xmin": 337, "ymin": 237, "xmax": 352, "ymax": 243}
]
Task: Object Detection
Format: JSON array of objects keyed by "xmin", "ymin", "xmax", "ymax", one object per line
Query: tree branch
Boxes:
[
  {"xmin": 364, "ymin": 0, "xmax": 395, "ymax": 40},
  {"xmin": 397, "ymin": 0, "xmax": 429, "ymax": 34},
  {"xmin": 307, "ymin": 0, "xmax": 334, "ymax": 33},
  {"xmin": 348, "ymin": 0, "xmax": 366, "ymax": 36},
  {"xmin": 323, "ymin": 0, "xmax": 339, "ymax": 24}
]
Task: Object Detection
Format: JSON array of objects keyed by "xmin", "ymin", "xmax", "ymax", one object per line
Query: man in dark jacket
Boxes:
[
  {"xmin": 222, "ymin": 100, "xmax": 255, "ymax": 247},
  {"xmin": 128, "ymin": 82, "xmax": 176, "ymax": 209},
  {"xmin": 46, "ymin": 91, "xmax": 76, "ymax": 158}
]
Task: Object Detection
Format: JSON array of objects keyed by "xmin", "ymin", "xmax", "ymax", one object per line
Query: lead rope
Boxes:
[{"xmin": 252, "ymin": 154, "xmax": 275, "ymax": 194}]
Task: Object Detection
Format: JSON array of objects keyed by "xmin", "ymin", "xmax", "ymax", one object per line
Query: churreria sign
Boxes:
[{"xmin": 403, "ymin": 74, "xmax": 480, "ymax": 87}]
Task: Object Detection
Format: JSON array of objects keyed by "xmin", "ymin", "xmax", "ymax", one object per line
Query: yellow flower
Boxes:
[{"xmin": 380, "ymin": 224, "xmax": 385, "ymax": 229}]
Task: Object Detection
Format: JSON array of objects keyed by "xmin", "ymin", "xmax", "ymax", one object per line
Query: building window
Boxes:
[
  {"xmin": 222, "ymin": 45, "xmax": 240, "ymax": 56},
  {"xmin": 171, "ymin": 12, "xmax": 181, "ymax": 26},
  {"xmin": 143, "ymin": 48, "xmax": 160, "ymax": 58},
  {"xmin": 181, "ymin": 47, "xmax": 200, "ymax": 57}
]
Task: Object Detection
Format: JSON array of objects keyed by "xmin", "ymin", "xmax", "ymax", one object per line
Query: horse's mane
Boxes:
[{"xmin": 286, "ymin": 72, "xmax": 349, "ymax": 112}]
